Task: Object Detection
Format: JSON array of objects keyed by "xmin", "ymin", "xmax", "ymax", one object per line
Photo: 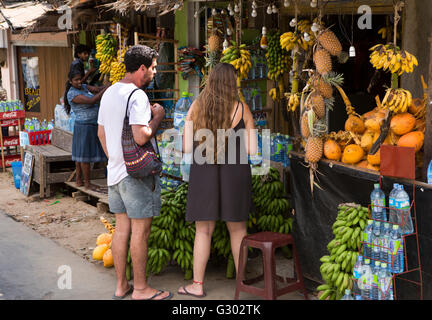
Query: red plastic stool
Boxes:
[{"xmin": 234, "ymin": 231, "xmax": 308, "ymax": 300}]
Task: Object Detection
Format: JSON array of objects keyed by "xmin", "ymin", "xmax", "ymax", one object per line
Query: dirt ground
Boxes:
[{"xmin": 0, "ymin": 171, "xmax": 109, "ymax": 263}]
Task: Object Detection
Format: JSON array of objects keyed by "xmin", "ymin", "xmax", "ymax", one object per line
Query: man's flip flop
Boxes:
[
  {"xmin": 132, "ymin": 290, "xmax": 173, "ymax": 300},
  {"xmin": 177, "ymin": 286, "xmax": 207, "ymax": 298},
  {"xmin": 112, "ymin": 285, "xmax": 133, "ymax": 300}
]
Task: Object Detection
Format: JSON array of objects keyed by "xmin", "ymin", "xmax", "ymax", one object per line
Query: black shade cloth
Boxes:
[{"xmin": 289, "ymin": 152, "xmax": 431, "ymax": 299}]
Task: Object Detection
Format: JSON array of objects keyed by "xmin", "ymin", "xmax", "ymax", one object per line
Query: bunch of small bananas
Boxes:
[
  {"xmin": 285, "ymin": 92, "xmax": 300, "ymax": 112},
  {"xmin": 381, "ymin": 87, "xmax": 413, "ymax": 113},
  {"xmin": 109, "ymin": 46, "xmax": 129, "ymax": 84},
  {"xmin": 369, "ymin": 44, "xmax": 418, "ymax": 75},
  {"xmin": 220, "ymin": 41, "xmax": 252, "ymax": 80},
  {"xmin": 269, "ymin": 88, "xmax": 280, "ymax": 101},
  {"xmin": 96, "ymin": 34, "xmax": 117, "ymax": 75},
  {"xmin": 266, "ymin": 30, "xmax": 291, "ymax": 81}
]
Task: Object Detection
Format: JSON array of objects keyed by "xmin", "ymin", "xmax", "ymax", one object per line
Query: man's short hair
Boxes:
[
  {"xmin": 74, "ymin": 44, "xmax": 90, "ymax": 58},
  {"xmin": 124, "ymin": 45, "xmax": 159, "ymax": 73}
]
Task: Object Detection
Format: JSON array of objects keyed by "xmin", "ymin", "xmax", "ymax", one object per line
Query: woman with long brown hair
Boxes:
[{"xmin": 177, "ymin": 63, "xmax": 257, "ymax": 298}]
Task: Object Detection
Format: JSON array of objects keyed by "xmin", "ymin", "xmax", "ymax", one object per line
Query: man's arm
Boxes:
[
  {"xmin": 131, "ymin": 103, "xmax": 165, "ymax": 146},
  {"xmin": 97, "ymin": 124, "xmax": 109, "ymax": 159}
]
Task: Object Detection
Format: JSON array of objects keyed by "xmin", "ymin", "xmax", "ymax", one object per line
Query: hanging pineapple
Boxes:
[
  {"xmin": 317, "ymin": 27, "xmax": 348, "ymax": 63},
  {"xmin": 205, "ymin": 30, "xmax": 222, "ymax": 71}
]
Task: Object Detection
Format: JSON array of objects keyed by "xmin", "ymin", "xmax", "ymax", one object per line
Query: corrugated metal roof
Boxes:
[{"xmin": 0, "ymin": 1, "xmax": 56, "ymax": 30}]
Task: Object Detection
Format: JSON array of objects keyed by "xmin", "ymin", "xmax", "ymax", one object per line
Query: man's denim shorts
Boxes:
[{"xmin": 108, "ymin": 175, "xmax": 161, "ymax": 219}]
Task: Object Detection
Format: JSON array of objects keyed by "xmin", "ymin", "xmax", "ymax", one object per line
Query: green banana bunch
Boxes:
[{"xmin": 316, "ymin": 203, "xmax": 369, "ymax": 300}]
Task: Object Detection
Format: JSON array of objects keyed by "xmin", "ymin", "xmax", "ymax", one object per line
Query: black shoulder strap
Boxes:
[
  {"xmin": 124, "ymin": 88, "xmax": 141, "ymax": 119},
  {"xmin": 230, "ymin": 101, "xmax": 240, "ymax": 125}
]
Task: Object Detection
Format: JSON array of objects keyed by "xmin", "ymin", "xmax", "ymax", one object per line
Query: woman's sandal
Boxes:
[
  {"xmin": 132, "ymin": 289, "xmax": 173, "ymax": 300},
  {"xmin": 177, "ymin": 280, "xmax": 207, "ymax": 298}
]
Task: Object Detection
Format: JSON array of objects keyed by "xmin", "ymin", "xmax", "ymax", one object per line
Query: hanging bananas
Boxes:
[
  {"xmin": 285, "ymin": 92, "xmax": 300, "ymax": 112},
  {"xmin": 96, "ymin": 34, "xmax": 117, "ymax": 76},
  {"xmin": 109, "ymin": 46, "xmax": 129, "ymax": 84},
  {"xmin": 220, "ymin": 41, "xmax": 252, "ymax": 80},
  {"xmin": 369, "ymin": 44, "xmax": 418, "ymax": 75},
  {"xmin": 266, "ymin": 30, "xmax": 291, "ymax": 82},
  {"xmin": 381, "ymin": 87, "xmax": 413, "ymax": 113}
]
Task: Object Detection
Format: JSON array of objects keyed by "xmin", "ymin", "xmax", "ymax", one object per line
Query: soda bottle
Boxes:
[
  {"xmin": 371, "ymin": 221, "xmax": 381, "ymax": 261},
  {"xmin": 341, "ymin": 289, "xmax": 354, "ymax": 300},
  {"xmin": 370, "ymin": 183, "xmax": 387, "ymax": 221},
  {"xmin": 370, "ymin": 261, "xmax": 381, "ymax": 300},
  {"xmin": 395, "ymin": 185, "xmax": 414, "ymax": 234},
  {"xmin": 378, "ymin": 263, "xmax": 394, "ymax": 300},
  {"xmin": 362, "ymin": 220, "xmax": 374, "ymax": 259}
]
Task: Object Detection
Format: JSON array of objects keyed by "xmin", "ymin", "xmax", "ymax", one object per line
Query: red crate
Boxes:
[{"xmin": 27, "ymin": 130, "xmax": 51, "ymax": 145}]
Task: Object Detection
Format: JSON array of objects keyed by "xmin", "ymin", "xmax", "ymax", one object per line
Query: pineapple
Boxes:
[
  {"xmin": 310, "ymin": 92, "xmax": 326, "ymax": 119},
  {"xmin": 313, "ymin": 48, "xmax": 332, "ymax": 76},
  {"xmin": 208, "ymin": 31, "xmax": 222, "ymax": 52},
  {"xmin": 305, "ymin": 136, "xmax": 324, "ymax": 164},
  {"xmin": 318, "ymin": 29, "xmax": 342, "ymax": 57},
  {"xmin": 311, "ymin": 75, "xmax": 333, "ymax": 99},
  {"xmin": 301, "ymin": 111, "xmax": 310, "ymax": 139},
  {"xmin": 205, "ymin": 50, "xmax": 220, "ymax": 70}
]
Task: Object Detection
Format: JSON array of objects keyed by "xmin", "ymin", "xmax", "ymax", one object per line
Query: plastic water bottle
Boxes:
[
  {"xmin": 69, "ymin": 111, "xmax": 76, "ymax": 133},
  {"xmin": 352, "ymin": 255, "xmax": 364, "ymax": 300},
  {"xmin": 359, "ymin": 259, "xmax": 373, "ymax": 300},
  {"xmin": 370, "ymin": 183, "xmax": 387, "ymax": 221},
  {"xmin": 428, "ymin": 160, "xmax": 432, "ymax": 184},
  {"xmin": 362, "ymin": 220, "xmax": 374, "ymax": 259},
  {"xmin": 174, "ymin": 92, "xmax": 192, "ymax": 130},
  {"xmin": 380, "ymin": 223, "xmax": 391, "ymax": 265},
  {"xmin": 370, "ymin": 261, "xmax": 381, "ymax": 300},
  {"xmin": 378, "ymin": 263, "xmax": 393, "ymax": 300},
  {"xmin": 341, "ymin": 289, "xmax": 354, "ymax": 300},
  {"xmin": 33, "ymin": 118, "xmax": 40, "ymax": 132},
  {"xmin": 388, "ymin": 183, "xmax": 399, "ymax": 225},
  {"xmin": 371, "ymin": 221, "xmax": 381, "ymax": 261},
  {"xmin": 395, "ymin": 185, "xmax": 413, "ymax": 235},
  {"xmin": 48, "ymin": 120, "xmax": 54, "ymax": 141},
  {"xmin": 389, "ymin": 225, "xmax": 403, "ymax": 274},
  {"xmin": 274, "ymin": 134, "xmax": 284, "ymax": 164}
]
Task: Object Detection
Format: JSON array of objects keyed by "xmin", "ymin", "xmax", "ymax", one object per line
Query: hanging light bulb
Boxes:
[
  {"xmin": 229, "ymin": 9, "xmax": 235, "ymax": 16},
  {"xmin": 227, "ymin": 3, "xmax": 232, "ymax": 11},
  {"xmin": 310, "ymin": 0, "xmax": 318, "ymax": 8},
  {"xmin": 252, "ymin": 1, "xmax": 257, "ymax": 9},
  {"xmin": 234, "ymin": 3, "xmax": 240, "ymax": 13},
  {"xmin": 349, "ymin": 45, "xmax": 356, "ymax": 57},
  {"xmin": 173, "ymin": 3, "xmax": 180, "ymax": 10},
  {"xmin": 289, "ymin": 18, "xmax": 297, "ymax": 27},
  {"xmin": 223, "ymin": 38, "xmax": 229, "ymax": 51},
  {"xmin": 267, "ymin": 5, "xmax": 272, "ymax": 14},
  {"xmin": 227, "ymin": 28, "xmax": 232, "ymax": 36},
  {"xmin": 284, "ymin": 0, "xmax": 290, "ymax": 7},
  {"xmin": 251, "ymin": 9, "xmax": 257, "ymax": 18},
  {"xmin": 194, "ymin": 11, "xmax": 198, "ymax": 18},
  {"xmin": 212, "ymin": 8, "xmax": 217, "ymax": 16},
  {"xmin": 272, "ymin": 4, "xmax": 278, "ymax": 14},
  {"xmin": 221, "ymin": 9, "xmax": 225, "ymax": 15},
  {"xmin": 304, "ymin": 32, "xmax": 311, "ymax": 42}
]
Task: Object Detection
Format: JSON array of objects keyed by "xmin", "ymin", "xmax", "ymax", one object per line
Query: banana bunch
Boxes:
[
  {"xmin": 109, "ymin": 46, "xmax": 129, "ymax": 84},
  {"xmin": 269, "ymin": 88, "xmax": 280, "ymax": 101},
  {"xmin": 317, "ymin": 203, "xmax": 369, "ymax": 300},
  {"xmin": 381, "ymin": 87, "xmax": 413, "ymax": 113},
  {"xmin": 266, "ymin": 30, "xmax": 291, "ymax": 81},
  {"xmin": 96, "ymin": 34, "xmax": 117, "ymax": 75},
  {"xmin": 99, "ymin": 216, "xmax": 115, "ymax": 234},
  {"xmin": 369, "ymin": 44, "xmax": 418, "ymax": 75},
  {"xmin": 285, "ymin": 92, "xmax": 300, "ymax": 112},
  {"xmin": 280, "ymin": 31, "xmax": 310, "ymax": 52},
  {"xmin": 220, "ymin": 41, "xmax": 252, "ymax": 80}
]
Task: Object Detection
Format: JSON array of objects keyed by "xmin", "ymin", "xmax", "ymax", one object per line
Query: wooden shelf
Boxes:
[{"xmin": 241, "ymin": 78, "xmax": 268, "ymax": 83}]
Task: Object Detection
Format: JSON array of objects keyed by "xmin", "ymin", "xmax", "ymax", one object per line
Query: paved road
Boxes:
[{"xmin": 0, "ymin": 211, "xmax": 117, "ymax": 300}]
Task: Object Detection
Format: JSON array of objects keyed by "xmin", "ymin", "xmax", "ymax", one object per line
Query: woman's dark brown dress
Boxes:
[{"xmin": 185, "ymin": 102, "xmax": 252, "ymax": 222}]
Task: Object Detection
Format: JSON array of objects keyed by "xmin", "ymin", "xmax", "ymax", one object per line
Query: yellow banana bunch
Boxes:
[
  {"xmin": 220, "ymin": 42, "xmax": 252, "ymax": 80},
  {"xmin": 281, "ymin": 20, "xmax": 315, "ymax": 52},
  {"xmin": 269, "ymin": 88, "xmax": 279, "ymax": 102},
  {"xmin": 96, "ymin": 33, "xmax": 117, "ymax": 76},
  {"xmin": 285, "ymin": 92, "xmax": 300, "ymax": 112},
  {"xmin": 266, "ymin": 30, "xmax": 291, "ymax": 82},
  {"xmin": 381, "ymin": 87, "xmax": 413, "ymax": 113},
  {"xmin": 109, "ymin": 46, "xmax": 129, "ymax": 84},
  {"xmin": 369, "ymin": 44, "xmax": 418, "ymax": 75},
  {"xmin": 378, "ymin": 27, "xmax": 387, "ymax": 40}
]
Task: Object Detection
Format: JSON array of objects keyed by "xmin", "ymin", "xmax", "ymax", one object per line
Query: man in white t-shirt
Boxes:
[{"xmin": 98, "ymin": 45, "xmax": 171, "ymax": 300}]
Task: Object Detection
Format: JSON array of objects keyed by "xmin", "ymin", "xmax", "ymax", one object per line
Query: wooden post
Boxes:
[
  {"xmin": 134, "ymin": 32, "xmax": 139, "ymax": 46},
  {"xmin": 422, "ymin": 36, "xmax": 432, "ymax": 181},
  {"xmin": 0, "ymin": 121, "xmax": 4, "ymax": 172}
]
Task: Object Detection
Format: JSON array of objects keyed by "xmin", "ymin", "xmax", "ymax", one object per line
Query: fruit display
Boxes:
[
  {"xmin": 109, "ymin": 46, "xmax": 129, "ymax": 84},
  {"xmin": 317, "ymin": 203, "xmax": 369, "ymax": 300},
  {"xmin": 220, "ymin": 41, "xmax": 252, "ymax": 80},
  {"xmin": 369, "ymin": 44, "xmax": 418, "ymax": 75},
  {"xmin": 92, "ymin": 217, "xmax": 115, "ymax": 268},
  {"xmin": 95, "ymin": 34, "xmax": 117, "ymax": 76}
]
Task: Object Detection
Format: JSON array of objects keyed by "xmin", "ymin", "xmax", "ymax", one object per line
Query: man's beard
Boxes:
[{"xmin": 140, "ymin": 78, "xmax": 152, "ymax": 90}]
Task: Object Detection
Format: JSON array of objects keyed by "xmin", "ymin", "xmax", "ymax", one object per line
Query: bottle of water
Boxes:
[
  {"xmin": 362, "ymin": 220, "xmax": 374, "ymax": 259},
  {"xmin": 359, "ymin": 259, "xmax": 373, "ymax": 300},
  {"xmin": 370, "ymin": 261, "xmax": 381, "ymax": 300},
  {"xmin": 395, "ymin": 185, "xmax": 413, "ymax": 235},
  {"xmin": 352, "ymin": 254, "xmax": 364, "ymax": 300},
  {"xmin": 378, "ymin": 263, "xmax": 394, "ymax": 300},
  {"xmin": 33, "ymin": 117, "xmax": 40, "ymax": 132},
  {"xmin": 48, "ymin": 120, "xmax": 54, "ymax": 141},
  {"xmin": 389, "ymin": 183, "xmax": 399, "ymax": 224},
  {"xmin": 341, "ymin": 289, "xmax": 354, "ymax": 300},
  {"xmin": 69, "ymin": 110, "xmax": 76, "ymax": 133},
  {"xmin": 41, "ymin": 119, "xmax": 47, "ymax": 131},
  {"xmin": 371, "ymin": 183, "xmax": 387, "ymax": 221},
  {"xmin": 380, "ymin": 222, "xmax": 391, "ymax": 265},
  {"xmin": 389, "ymin": 224, "xmax": 403, "ymax": 274},
  {"xmin": 174, "ymin": 92, "xmax": 192, "ymax": 130},
  {"xmin": 274, "ymin": 134, "xmax": 284, "ymax": 164},
  {"xmin": 428, "ymin": 160, "xmax": 432, "ymax": 184},
  {"xmin": 371, "ymin": 221, "xmax": 381, "ymax": 261}
]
